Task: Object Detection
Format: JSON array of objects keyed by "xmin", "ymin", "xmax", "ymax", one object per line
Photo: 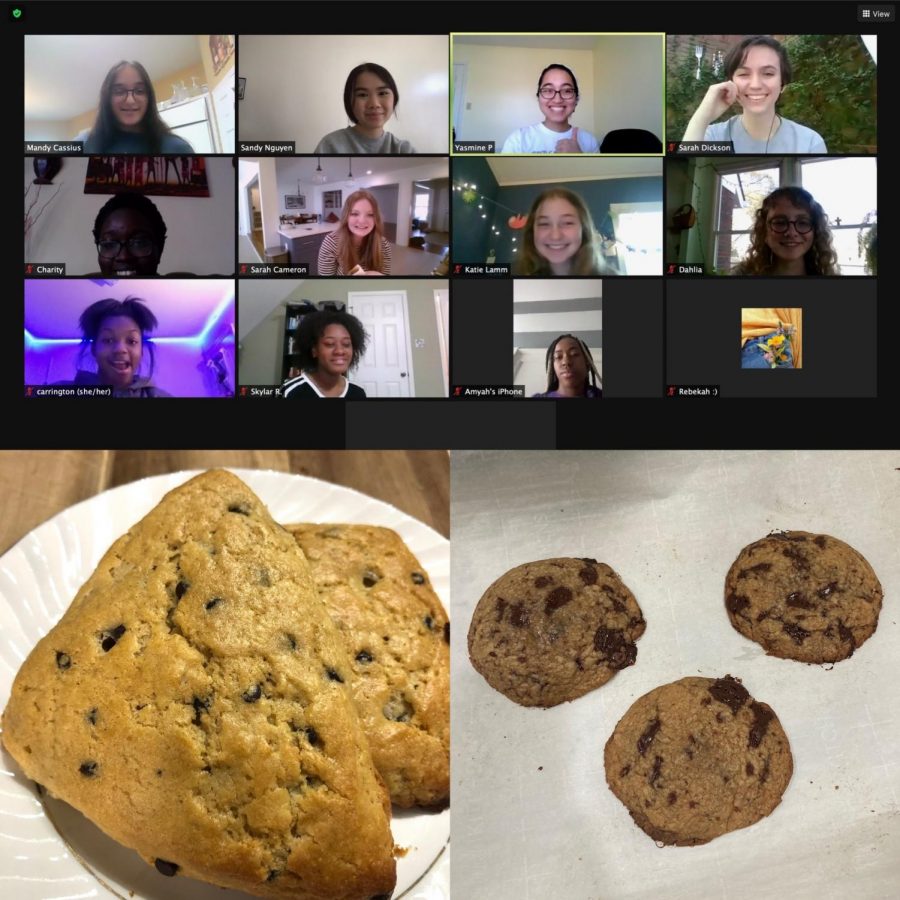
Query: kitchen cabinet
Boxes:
[
  {"xmin": 282, "ymin": 232, "xmax": 327, "ymax": 274},
  {"xmin": 323, "ymin": 190, "xmax": 343, "ymax": 212}
]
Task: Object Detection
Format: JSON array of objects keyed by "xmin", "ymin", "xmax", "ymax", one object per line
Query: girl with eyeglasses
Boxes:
[
  {"xmin": 732, "ymin": 187, "xmax": 839, "ymax": 276},
  {"xmin": 75, "ymin": 61, "xmax": 194, "ymax": 154},
  {"xmin": 501, "ymin": 64, "xmax": 600, "ymax": 154},
  {"xmin": 92, "ymin": 192, "xmax": 167, "ymax": 277}
]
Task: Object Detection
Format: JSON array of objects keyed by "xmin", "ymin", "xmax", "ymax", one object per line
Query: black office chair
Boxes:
[{"xmin": 600, "ymin": 129, "xmax": 663, "ymax": 153}]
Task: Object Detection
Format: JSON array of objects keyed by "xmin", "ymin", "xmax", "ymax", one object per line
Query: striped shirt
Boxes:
[{"xmin": 317, "ymin": 232, "xmax": 393, "ymax": 276}]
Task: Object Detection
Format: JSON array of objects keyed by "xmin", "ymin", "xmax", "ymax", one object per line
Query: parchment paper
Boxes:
[{"xmin": 451, "ymin": 451, "xmax": 900, "ymax": 900}]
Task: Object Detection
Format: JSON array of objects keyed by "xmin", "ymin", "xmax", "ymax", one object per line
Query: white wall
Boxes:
[
  {"xmin": 239, "ymin": 35, "xmax": 449, "ymax": 153},
  {"xmin": 238, "ymin": 159, "xmax": 260, "ymax": 235},
  {"xmin": 24, "ymin": 120, "xmax": 68, "ymax": 141},
  {"xmin": 452, "ymin": 45, "xmax": 595, "ymax": 146},
  {"xmin": 454, "ymin": 37, "xmax": 664, "ymax": 146},
  {"xmin": 24, "ymin": 157, "xmax": 235, "ymax": 275},
  {"xmin": 592, "ymin": 35, "xmax": 664, "ymax": 139},
  {"xmin": 257, "ymin": 157, "xmax": 280, "ymax": 251}
]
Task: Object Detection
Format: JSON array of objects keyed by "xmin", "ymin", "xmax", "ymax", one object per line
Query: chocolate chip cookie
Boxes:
[
  {"xmin": 467, "ymin": 558, "xmax": 645, "ymax": 707},
  {"xmin": 725, "ymin": 531, "xmax": 883, "ymax": 663},
  {"xmin": 604, "ymin": 675, "xmax": 793, "ymax": 846}
]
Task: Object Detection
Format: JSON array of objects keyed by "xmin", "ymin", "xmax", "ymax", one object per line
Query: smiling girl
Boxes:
[
  {"xmin": 517, "ymin": 188, "xmax": 615, "ymax": 276},
  {"xmin": 75, "ymin": 61, "xmax": 194, "ymax": 154},
  {"xmin": 314, "ymin": 63, "xmax": 416, "ymax": 154},
  {"xmin": 317, "ymin": 190, "xmax": 393, "ymax": 276},
  {"xmin": 283, "ymin": 309, "xmax": 369, "ymax": 398},
  {"xmin": 682, "ymin": 36, "xmax": 826, "ymax": 153},
  {"xmin": 732, "ymin": 186, "xmax": 838, "ymax": 276},
  {"xmin": 501, "ymin": 64, "xmax": 600, "ymax": 154},
  {"xmin": 59, "ymin": 297, "xmax": 171, "ymax": 397}
]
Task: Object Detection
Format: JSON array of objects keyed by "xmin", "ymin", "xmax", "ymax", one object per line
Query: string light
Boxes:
[{"xmin": 452, "ymin": 179, "xmax": 660, "ymax": 255}]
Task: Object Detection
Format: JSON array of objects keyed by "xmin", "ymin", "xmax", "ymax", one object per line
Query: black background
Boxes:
[{"xmin": 5, "ymin": 1, "xmax": 896, "ymax": 448}]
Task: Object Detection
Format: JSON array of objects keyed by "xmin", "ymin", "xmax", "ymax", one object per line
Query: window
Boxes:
[
  {"xmin": 414, "ymin": 192, "xmax": 431, "ymax": 223},
  {"xmin": 713, "ymin": 165, "xmax": 780, "ymax": 273},
  {"xmin": 609, "ymin": 202, "xmax": 663, "ymax": 275},
  {"xmin": 711, "ymin": 158, "xmax": 877, "ymax": 275},
  {"xmin": 799, "ymin": 158, "xmax": 877, "ymax": 275}
]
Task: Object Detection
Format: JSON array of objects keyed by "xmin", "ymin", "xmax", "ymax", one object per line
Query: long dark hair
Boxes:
[
  {"xmin": 76, "ymin": 296, "xmax": 159, "ymax": 379},
  {"xmin": 84, "ymin": 61, "xmax": 177, "ymax": 154},
  {"xmin": 544, "ymin": 334, "xmax": 602, "ymax": 394}
]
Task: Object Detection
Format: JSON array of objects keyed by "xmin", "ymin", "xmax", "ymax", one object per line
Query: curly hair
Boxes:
[
  {"xmin": 734, "ymin": 187, "xmax": 839, "ymax": 276},
  {"xmin": 76, "ymin": 296, "xmax": 159, "ymax": 378},
  {"xmin": 92, "ymin": 191, "xmax": 168, "ymax": 246},
  {"xmin": 516, "ymin": 188, "xmax": 615, "ymax": 276},
  {"xmin": 343, "ymin": 63, "xmax": 400, "ymax": 123},
  {"xmin": 296, "ymin": 309, "xmax": 369, "ymax": 373},
  {"xmin": 84, "ymin": 61, "xmax": 180, "ymax": 154},
  {"xmin": 335, "ymin": 190, "xmax": 387, "ymax": 274},
  {"xmin": 544, "ymin": 334, "xmax": 602, "ymax": 393}
]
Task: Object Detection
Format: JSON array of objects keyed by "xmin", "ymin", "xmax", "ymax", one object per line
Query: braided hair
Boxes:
[{"xmin": 544, "ymin": 334, "xmax": 602, "ymax": 394}]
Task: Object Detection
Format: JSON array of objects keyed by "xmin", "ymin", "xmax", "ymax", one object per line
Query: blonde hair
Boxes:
[
  {"xmin": 517, "ymin": 188, "xmax": 614, "ymax": 276},
  {"xmin": 336, "ymin": 190, "xmax": 385, "ymax": 274}
]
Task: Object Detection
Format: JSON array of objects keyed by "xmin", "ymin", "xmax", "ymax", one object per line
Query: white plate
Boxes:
[{"xmin": 0, "ymin": 468, "xmax": 450, "ymax": 900}]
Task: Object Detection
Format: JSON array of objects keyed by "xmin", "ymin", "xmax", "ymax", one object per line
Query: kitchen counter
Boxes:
[
  {"xmin": 277, "ymin": 223, "xmax": 340, "ymax": 273},
  {"xmin": 277, "ymin": 223, "xmax": 340, "ymax": 239}
]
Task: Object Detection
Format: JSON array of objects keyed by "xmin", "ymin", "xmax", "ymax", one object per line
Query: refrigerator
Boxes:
[{"xmin": 158, "ymin": 94, "xmax": 217, "ymax": 154}]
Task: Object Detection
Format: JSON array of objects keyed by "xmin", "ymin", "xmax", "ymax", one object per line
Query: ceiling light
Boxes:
[{"xmin": 311, "ymin": 157, "xmax": 327, "ymax": 185}]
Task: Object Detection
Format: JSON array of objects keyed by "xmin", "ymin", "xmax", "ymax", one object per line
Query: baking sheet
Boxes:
[{"xmin": 451, "ymin": 450, "xmax": 900, "ymax": 900}]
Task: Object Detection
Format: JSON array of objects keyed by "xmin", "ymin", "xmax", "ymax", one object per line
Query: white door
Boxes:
[
  {"xmin": 434, "ymin": 289, "xmax": 449, "ymax": 396},
  {"xmin": 348, "ymin": 291, "xmax": 413, "ymax": 397}
]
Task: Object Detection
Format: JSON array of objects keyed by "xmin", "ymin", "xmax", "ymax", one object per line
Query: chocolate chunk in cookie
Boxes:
[
  {"xmin": 468, "ymin": 558, "xmax": 645, "ymax": 707},
  {"xmin": 605, "ymin": 676, "xmax": 793, "ymax": 846},
  {"xmin": 724, "ymin": 531, "xmax": 882, "ymax": 663}
]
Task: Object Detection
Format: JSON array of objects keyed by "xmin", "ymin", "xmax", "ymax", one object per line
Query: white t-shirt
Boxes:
[{"xmin": 500, "ymin": 123, "xmax": 601, "ymax": 154}]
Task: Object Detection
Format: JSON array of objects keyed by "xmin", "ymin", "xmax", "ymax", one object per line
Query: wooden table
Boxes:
[{"xmin": 0, "ymin": 450, "xmax": 449, "ymax": 555}]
